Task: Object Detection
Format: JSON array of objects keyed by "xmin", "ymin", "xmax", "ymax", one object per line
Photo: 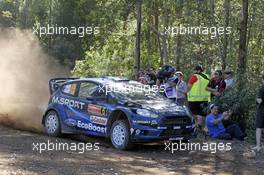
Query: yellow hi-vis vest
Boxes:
[{"xmin": 187, "ymin": 73, "xmax": 210, "ymax": 102}]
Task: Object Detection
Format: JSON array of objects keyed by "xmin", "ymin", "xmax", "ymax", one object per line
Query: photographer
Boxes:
[{"xmin": 156, "ymin": 65, "xmax": 178, "ymax": 101}]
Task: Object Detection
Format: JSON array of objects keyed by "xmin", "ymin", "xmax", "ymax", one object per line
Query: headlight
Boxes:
[{"xmin": 136, "ymin": 109, "xmax": 159, "ymax": 118}]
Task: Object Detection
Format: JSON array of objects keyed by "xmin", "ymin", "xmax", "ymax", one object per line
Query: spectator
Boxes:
[
  {"xmin": 187, "ymin": 64, "xmax": 210, "ymax": 126},
  {"xmin": 206, "ymin": 70, "xmax": 226, "ymax": 99},
  {"xmin": 224, "ymin": 69, "xmax": 235, "ymax": 89},
  {"xmin": 253, "ymin": 74, "xmax": 264, "ymax": 152},
  {"xmin": 163, "ymin": 67, "xmax": 178, "ymax": 100},
  {"xmin": 206, "ymin": 104, "xmax": 245, "ymax": 140},
  {"xmin": 146, "ymin": 67, "xmax": 157, "ymax": 86},
  {"xmin": 156, "ymin": 65, "xmax": 178, "ymax": 100},
  {"xmin": 175, "ymin": 71, "xmax": 187, "ymax": 105},
  {"xmin": 138, "ymin": 70, "xmax": 148, "ymax": 85}
]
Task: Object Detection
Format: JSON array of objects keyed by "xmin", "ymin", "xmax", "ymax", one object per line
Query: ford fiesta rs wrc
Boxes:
[{"xmin": 42, "ymin": 77, "xmax": 195, "ymax": 150}]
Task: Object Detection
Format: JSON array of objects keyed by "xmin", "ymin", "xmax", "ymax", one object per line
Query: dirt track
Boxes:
[{"xmin": 0, "ymin": 124, "xmax": 263, "ymax": 175}]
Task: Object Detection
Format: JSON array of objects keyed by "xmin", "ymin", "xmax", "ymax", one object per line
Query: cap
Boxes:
[
  {"xmin": 194, "ymin": 64, "xmax": 203, "ymax": 71},
  {"xmin": 210, "ymin": 104, "xmax": 215, "ymax": 110},
  {"xmin": 175, "ymin": 71, "xmax": 183, "ymax": 76},
  {"xmin": 214, "ymin": 70, "xmax": 222, "ymax": 76},
  {"xmin": 223, "ymin": 68, "xmax": 233, "ymax": 74}
]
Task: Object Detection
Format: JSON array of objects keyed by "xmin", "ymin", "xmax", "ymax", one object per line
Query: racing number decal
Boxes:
[
  {"xmin": 87, "ymin": 104, "xmax": 107, "ymax": 116},
  {"xmin": 101, "ymin": 108, "xmax": 107, "ymax": 116}
]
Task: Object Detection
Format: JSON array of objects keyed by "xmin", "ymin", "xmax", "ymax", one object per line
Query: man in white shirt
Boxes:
[
  {"xmin": 224, "ymin": 69, "xmax": 234, "ymax": 89},
  {"xmin": 175, "ymin": 71, "xmax": 187, "ymax": 105}
]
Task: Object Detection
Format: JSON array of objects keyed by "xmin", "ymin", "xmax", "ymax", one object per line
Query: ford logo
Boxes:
[{"xmin": 64, "ymin": 119, "xmax": 77, "ymax": 127}]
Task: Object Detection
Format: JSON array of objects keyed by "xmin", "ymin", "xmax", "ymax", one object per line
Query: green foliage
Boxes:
[
  {"xmin": 0, "ymin": 0, "xmax": 18, "ymax": 27},
  {"xmin": 2, "ymin": 10, "xmax": 12, "ymax": 18},
  {"xmin": 211, "ymin": 75, "xmax": 258, "ymax": 142},
  {"xmin": 72, "ymin": 32, "xmax": 135, "ymax": 78}
]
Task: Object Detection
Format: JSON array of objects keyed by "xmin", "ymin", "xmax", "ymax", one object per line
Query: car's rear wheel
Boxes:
[
  {"xmin": 44, "ymin": 111, "xmax": 61, "ymax": 136},
  {"xmin": 110, "ymin": 120, "xmax": 133, "ymax": 150}
]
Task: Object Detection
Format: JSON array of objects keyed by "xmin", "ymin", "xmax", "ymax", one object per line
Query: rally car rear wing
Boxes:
[{"xmin": 49, "ymin": 78, "xmax": 78, "ymax": 94}]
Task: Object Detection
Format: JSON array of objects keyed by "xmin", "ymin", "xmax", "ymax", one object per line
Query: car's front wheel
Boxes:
[
  {"xmin": 110, "ymin": 120, "xmax": 133, "ymax": 150},
  {"xmin": 44, "ymin": 111, "xmax": 61, "ymax": 137}
]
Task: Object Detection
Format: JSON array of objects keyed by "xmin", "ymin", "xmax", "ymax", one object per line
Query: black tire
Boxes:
[
  {"xmin": 110, "ymin": 120, "xmax": 133, "ymax": 150},
  {"xmin": 44, "ymin": 111, "xmax": 61, "ymax": 137}
]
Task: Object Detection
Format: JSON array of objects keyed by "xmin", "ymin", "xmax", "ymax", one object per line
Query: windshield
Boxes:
[{"xmin": 107, "ymin": 81, "xmax": 168, "ymax": 102}]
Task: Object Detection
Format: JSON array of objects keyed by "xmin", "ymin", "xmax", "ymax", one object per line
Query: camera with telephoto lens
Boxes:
[{"xmin": 156, "ymin": 65, "xmax": 176, "ymax": 83}]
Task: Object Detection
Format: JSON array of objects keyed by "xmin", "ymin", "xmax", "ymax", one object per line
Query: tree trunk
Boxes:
[
  {"xmin": 153, "ymin": 1, "xmax": 163, "ymax": 66},
  {"xmin": 22, "ymin": 0, "xmax": 30, "ymax": 28},
  {"xmin": 222, "ymin": 0, "xmax": 230, "ymax": 70},
  {"xmin": 162, "ymin": 0, "xmax": 169, "ymax": 65},
  {"xmin": 209, "ymin": 0, "xmax": 224, "ymax": 68},
  {"xmin": 146, "ymin": 11, "xmax": 152, "ymax": 66},
  {"xmin": 196, "ymin": 0, "xmax": 202, "ymax": 63},
  {"xmin": 48, "ymin": 0, "xmax": 52, "ymax": 55},
  {"xmin": 246, "ymin": 1, "xmax": 257, "ymax": 49},
  {"xmin": 134, "ymin": 0, "xmax": 142, "ymax": 79},
  {"xmin": 237, "ymin": 0, "xmax": 248, "ymax": 75},
  {"xmin": 174, "ymin": 0, "xmax": 183, "ymax": 70}
]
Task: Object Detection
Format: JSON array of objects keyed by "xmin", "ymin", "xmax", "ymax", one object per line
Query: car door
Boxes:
[
  {"xmin": 76, "ymin": 81, "xmax": 108, "ymax": 136},
  {"xmin": 58, "ymin": 82, "xmax": 83, "ymax": 123}
]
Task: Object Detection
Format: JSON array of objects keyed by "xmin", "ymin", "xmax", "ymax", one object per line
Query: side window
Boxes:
[
  {"xmin": 79, "ymin": 82, "xmax": 106, "ymax": 99},
  {"xmin": 61, "ymin": 83, "xmax": 77, "ymax": 96}
]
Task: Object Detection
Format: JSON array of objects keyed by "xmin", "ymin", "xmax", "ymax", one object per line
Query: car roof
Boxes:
[{"xmin": 66, "ymin": 76, "xmax": 134, "ymax": 85}]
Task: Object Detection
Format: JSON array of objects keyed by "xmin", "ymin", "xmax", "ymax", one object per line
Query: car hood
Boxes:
[{"xmin": 130, "ymin": 99, "xmax": 186, "ymax": 115}]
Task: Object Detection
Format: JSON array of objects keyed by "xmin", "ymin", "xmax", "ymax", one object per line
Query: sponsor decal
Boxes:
[
  {"xmin": 133, "ymin": 120, "xmax": 150, "ymax": 124},
  {"xmin": 87, "ymin": 104, "xmax": 107, "ymax": 116},
  {"xmin": 90, "ymin": 115, "xmax": 108, "ymax": 126},
  {"xmin": 169, "ymin": 137, "xmax": 184, "ymax": 141},
  {"xmin": 157, "ymin": 126, "xmax": 167, "ymax": 129},
  {"xmin": 64, "ymin": 119, "xmax": 77, "ymax": 127},
  {"xmin": 52, "ymin": 96, "xmax": 85, "ymax": 110},
  {"xmin": 77, "ymin": 120, "xmax": 106, "ymax": 133},
  {"xmin": 173, "ymin": 126, "xmax": 181, "ymax": 130}
]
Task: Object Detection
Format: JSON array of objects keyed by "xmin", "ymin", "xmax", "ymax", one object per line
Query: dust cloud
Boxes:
[{"xmin": 0, "ymin": 28, "xmax": 68, "ymax": 132}]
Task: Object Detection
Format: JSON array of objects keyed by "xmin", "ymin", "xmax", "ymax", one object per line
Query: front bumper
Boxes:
[{"xmin": 130, "ymin": 123, "xmax": 195, "ymax": 142}]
